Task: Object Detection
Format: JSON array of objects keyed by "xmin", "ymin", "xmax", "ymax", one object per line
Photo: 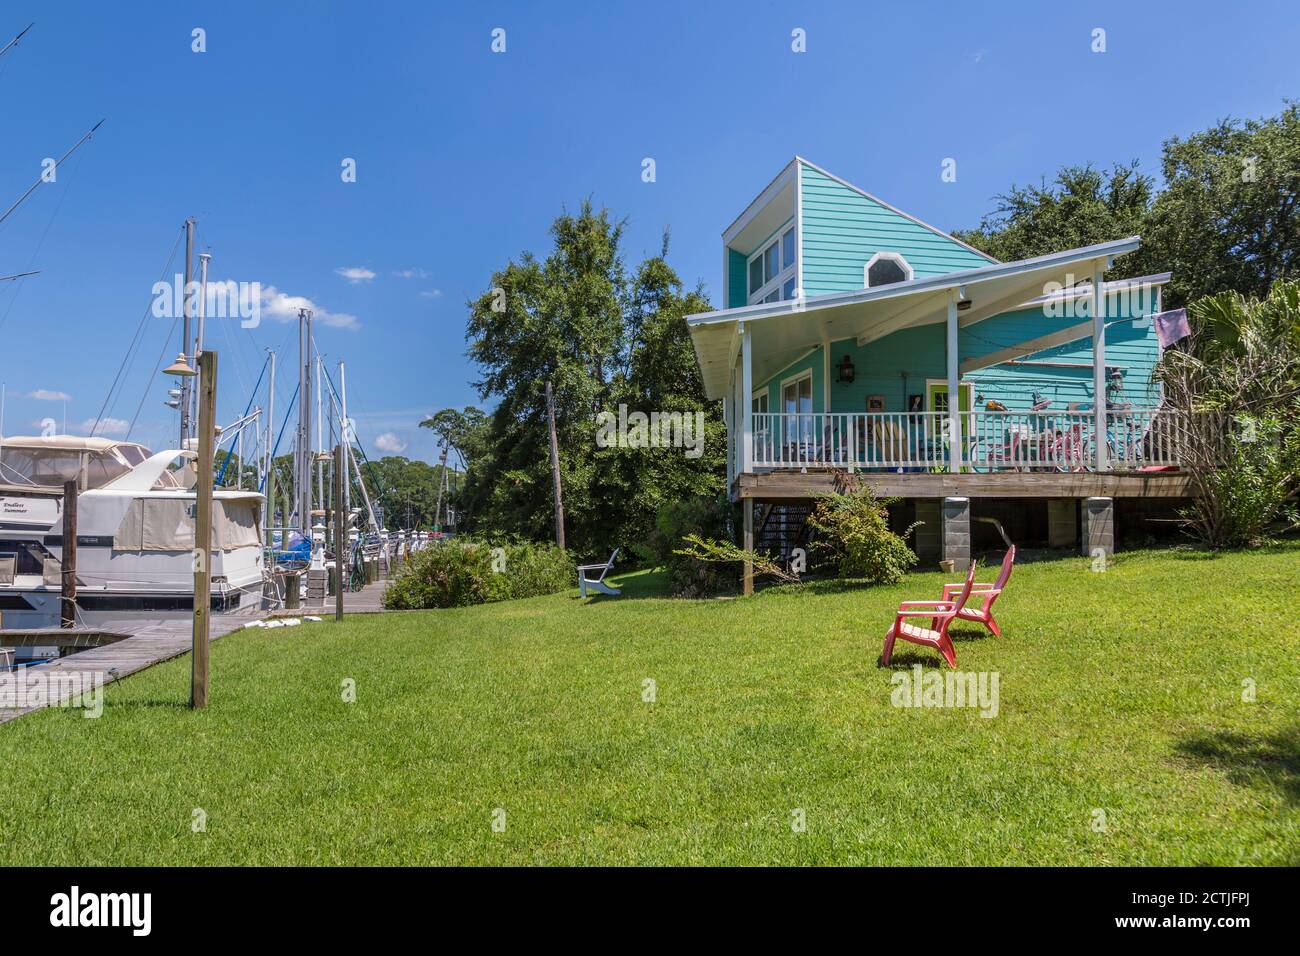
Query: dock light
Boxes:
[
  {"xmin": 163, "ymin": 353, "xmax": 196, "ymax": 377},
  {"xmin": 837, "ymin": 354, "xmax": 856, "ymax": 384}
]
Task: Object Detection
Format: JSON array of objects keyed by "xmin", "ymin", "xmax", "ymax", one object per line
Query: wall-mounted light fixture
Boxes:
[{"xmin": 837, "ymin": 354, "xmax": 856, "ymax": 384}]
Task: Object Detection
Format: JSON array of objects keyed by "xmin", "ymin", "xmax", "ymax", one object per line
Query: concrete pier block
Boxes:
[
  {"xmin": 942, "ymin": 497, "xmax": 971, "ymax": 569},
  {"xmin": 1082, "ymin": 496, "xmax": 1114, "ymax": 558},
  {"xmin": 914, "ymin": 499, "xmax": 941, "ymax": 563},
  {"xmin": 1048, "ymin": 498, "xmax": 1078, "ymax": 549}
]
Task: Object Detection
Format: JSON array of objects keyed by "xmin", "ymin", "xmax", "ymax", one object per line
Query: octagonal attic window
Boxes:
[{"xmin": 865, "ymin": 252, "xmax": 913, "ymax": 287}]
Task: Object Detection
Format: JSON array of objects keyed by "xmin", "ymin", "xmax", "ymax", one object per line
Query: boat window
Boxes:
[
  {"xmin": 0, "ymin": 540, "xmax": 47, "ymax": 576},
  {"xmin": 85, "ymin": 451, "xmax": 131, "ymax": 489},
  {"xmin": 117, "ymin": 445, "xmax": 148, "ymax": 466},
  {"xmin": 0, "ymin": 448, "xmax": 83, "ymax": 487}
]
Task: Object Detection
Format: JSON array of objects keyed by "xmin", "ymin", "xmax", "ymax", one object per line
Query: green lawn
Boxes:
[{"xmin": 1, "ymin": 544, "xmax": 1297, "ymax": 865}]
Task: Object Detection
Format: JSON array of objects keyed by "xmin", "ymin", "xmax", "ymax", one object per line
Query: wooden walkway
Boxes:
[{"xmin": 0, "ymin": 578, "xmax": 391, "ymax": 724}]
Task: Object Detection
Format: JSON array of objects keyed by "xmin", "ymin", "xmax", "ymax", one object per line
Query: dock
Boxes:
[{"xmin": 0, "ymin": 578, "xmax": 391, "ymax": 724}]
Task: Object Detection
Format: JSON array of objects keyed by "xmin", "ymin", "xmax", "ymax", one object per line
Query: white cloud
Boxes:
[
  {"xmin": 259, "ymin": 285, "xmax": 360, "ymax": 330},
  {"xmin": 334, "ymin": 266, "xmax": 376, "ymax": 284},
  {"xmin": 374, "ymin": 432, "xmax": 408, "ymax": 454},
  {"xmin": 392, "ymin": 268, "xmax": 430, "ymax": 279},
  {"xmin": 77, "ymin": 417, "xmax": 129, "ymax": 436},
  {"xmin": 27, "ymin": 389, "xmax": 71, "ymax": 401},
  {"xmin": 419, "ymin": 289, "xmax": 443, "ymax": 299}
]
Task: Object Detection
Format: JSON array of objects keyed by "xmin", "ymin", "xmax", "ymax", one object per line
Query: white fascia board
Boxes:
[{"xmin": 722, "ymin": 158, "xmax": 799, "ymax": 245}]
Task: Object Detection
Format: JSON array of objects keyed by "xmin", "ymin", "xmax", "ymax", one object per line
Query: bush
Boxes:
[
  {"xmin": 382, "ymin": 539, "xmax": 574, "ymax": 609},
  {"xmin": 1185, "ymin": 413, "xmax": 1300, "ymax": 547},
  {"xmin": 806, "ymin": 487, "xmax": 918, "ymax": 584},
  {"xmin": 637, "ymin": 495, "xmax": 734, "ymax": 597}
]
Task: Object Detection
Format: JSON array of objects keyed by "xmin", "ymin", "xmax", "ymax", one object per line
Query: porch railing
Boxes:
[{"xmin": 749, "ymin": 408, "xmax": 1203, "ymax": 473}]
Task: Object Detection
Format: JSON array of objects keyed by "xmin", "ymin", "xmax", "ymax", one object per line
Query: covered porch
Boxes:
[{"xmin": 687, "ymin": 237, "xmax": 1202, "ymax": 493}]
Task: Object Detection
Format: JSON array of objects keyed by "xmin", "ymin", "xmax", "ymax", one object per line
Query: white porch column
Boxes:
[
  {"xmin": 1092, "ymin": 261, "xmax": 1108, "ymax": 471},
  {"xmin": 741, "ymin": 323, "xmax": 754, "ymax": 472},
  {"xmin": 722, "ymin": 395, "xmax": 733, "ymax": 488},
  {"xmin": 946, "ymin": 290, "xmax": 961, "ymax": 473}
]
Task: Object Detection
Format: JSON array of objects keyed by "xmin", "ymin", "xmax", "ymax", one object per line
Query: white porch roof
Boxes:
[{"xmin": 687, "ymin": 236, "xmax": 1143, "ymax": 401}]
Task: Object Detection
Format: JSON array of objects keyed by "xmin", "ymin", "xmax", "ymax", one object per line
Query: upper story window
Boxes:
[
  {"xmin": 747, "ymin": 225, "xmax": 797, "ymax": 304},
  {"xmin": 864, "ymin": 251, "xmax": 913, "ymax": 288}
]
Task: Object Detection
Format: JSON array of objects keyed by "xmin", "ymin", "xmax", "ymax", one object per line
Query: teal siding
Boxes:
[
  {"xmin": 965, "ymin": 291, "xmax": 1163, "ymax": 409},
  {"xmin": 825, "ymin": 326, "xmax": 948, "ymax": 414},
  {"xmin": 799, "ymin": 162, "xmax": 991, "ymax": 296},
  {"xmin": 755, "ymin": 347, "xmax": 824, "ymax": 415},
  {"xmin": 727, "ymin": 248, "xmax": 748, "ymax": 309},
  {"xmin": 818, "ymin": 292, "xmax": 1163, "ymax": 415}
]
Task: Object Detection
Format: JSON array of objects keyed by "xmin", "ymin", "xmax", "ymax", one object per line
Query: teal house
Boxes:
[{"xmin": 686, "ymin": 159, "xmax": 1198, "ymax": 575}]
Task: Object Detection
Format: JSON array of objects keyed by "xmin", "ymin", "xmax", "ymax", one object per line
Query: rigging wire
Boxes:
[{"xmin": 91, "ymin": 226, "xmax": 184, "ymax": 436}]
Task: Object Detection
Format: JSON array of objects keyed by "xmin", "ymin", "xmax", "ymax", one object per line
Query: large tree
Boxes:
[
  {"xmin": 956, "ymin": 102, "xmax": 1300, "ymax": 307},
  {"xmin": 440, "ymin": 203, "xmax": 724, "ymax": 558}
]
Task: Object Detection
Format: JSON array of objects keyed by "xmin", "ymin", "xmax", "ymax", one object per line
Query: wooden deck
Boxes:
[
  {"xmin": 734, "ymin": 469, "xmax": 1194, "ymax": 501},
  {"xmin": 0, "ymin": 577, "xmax": 392, "ymax": 724}
]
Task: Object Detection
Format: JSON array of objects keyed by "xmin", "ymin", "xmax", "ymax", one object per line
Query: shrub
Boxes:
[
  {"xmin": 382, "ymin": 539, "xmax": 574, "ymax": 610},
  {"xmin": 805, "ymin": 486, "xmax": 918, "ymax": 584},
  {"xmin": 637, "ymin": 495, "xmax": 734, "ymax": 597},
  {"xmin": 1185, "ymin": 413, "xmax": 1300, "ymax": 547}
]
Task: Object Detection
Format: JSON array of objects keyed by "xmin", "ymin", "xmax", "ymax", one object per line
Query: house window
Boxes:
[
  {"xmin": 864, "ymin": 251, "xmax": 914, "ymax": 288},
  {"xmin": 747, "ymin": 225, "xmax": 798, "ymax": 304}
]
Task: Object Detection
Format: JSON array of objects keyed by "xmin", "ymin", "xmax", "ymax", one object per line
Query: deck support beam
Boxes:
[
  {"xmin": 946, "ymin": 291, "xmax": 961, "ymax": 473},
  {"xmin": 742, "ymin": 498, "xmax": 754, "ymax": 596},
  {"xmin": 941, "ymin": 496, "xmax": 970, "ymax": 570},
  {"xmin": 1047, "ymin": 498, "xmax": 1078, "ymax": 549},
  {"xmin": 1082, "ymin": 496, "xmax": 1114, "ymax": 559},
  {"xmin": 1092, "ymin": 261, "xmax": 1108, "ymax": 472}
]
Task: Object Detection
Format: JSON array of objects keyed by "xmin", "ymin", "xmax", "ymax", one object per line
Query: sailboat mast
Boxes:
[
  {"xmin": 339, "ymin": 360, "xmax": 350, "ymax": 529},
  {"xmin": 296, "ymin": 308, "xmax": 313, "ymax": 534},
  {"xmin": 178, "ymin": 218, "xmax": 195, "ymax": 447}
]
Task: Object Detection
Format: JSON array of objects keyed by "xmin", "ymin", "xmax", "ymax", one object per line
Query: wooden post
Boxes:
[
  {"xmin": 545, "ymin": 380, "xmax": 565, "ymax": 549},
  {"xmin": 60, "ymin": 479, "xmax": 77, "ymax": 628},
  {"xmin": 192, "ymin": 349, "xmax": 216, "ymax": 710},
  {"xmin": 334, "ymin": 443, "xmax": 345, "ymax": 622},
  {"xmin": 742, "ymin": 498, "xmax": 754, "ymax": 596}
]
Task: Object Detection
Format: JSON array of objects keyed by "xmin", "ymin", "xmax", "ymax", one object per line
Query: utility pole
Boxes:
[
  {"xmin": 60, "ymin": 479, "xmax": 77, "ymax": 628},
  {"xmin": 192, "ymin": 349, "xmax": 217, "ymax": 709},
  {"xmin": 545, "ymin": 380, "xmax": 565, "ymax": 550},
  {"xmin": 178, "ymin": 218, "xmax": 196, "ymax": 447}
]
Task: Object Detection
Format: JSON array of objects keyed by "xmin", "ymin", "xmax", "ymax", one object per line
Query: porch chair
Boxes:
[
  {"xmin": 879, "ymin": 559, "xmax": 978, "ymax": 669},
  {"xmin": 939, "ymin": 545, "xmax": 1015, "ymax": 638},
  {"xmin": 577, "ymin": 548, "xmax": 621, "ymax": 598}
]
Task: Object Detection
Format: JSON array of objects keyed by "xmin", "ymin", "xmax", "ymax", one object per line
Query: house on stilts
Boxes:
[{"xmin": 685, "ymin": 158, "xmax": 1205, "ymax": 587}]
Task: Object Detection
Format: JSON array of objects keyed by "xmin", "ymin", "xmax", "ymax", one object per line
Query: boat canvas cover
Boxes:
[{"xmin": 112, "ymin": 498, "xmax": 262, "ymax": 552}]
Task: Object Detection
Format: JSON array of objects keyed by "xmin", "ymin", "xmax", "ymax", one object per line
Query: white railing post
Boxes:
[
  {"xmin": 947, "ymin": 290, "xmax": 961, "ymax": 473},
  {"xmin": 741, "ymin": 323, "xmax": 753, "ymax": 473}
]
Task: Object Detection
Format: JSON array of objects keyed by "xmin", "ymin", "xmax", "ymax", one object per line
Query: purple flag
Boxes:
[{"xmin": 1154, "ymin": 308, "xmax": 1191, "ymax": 348}]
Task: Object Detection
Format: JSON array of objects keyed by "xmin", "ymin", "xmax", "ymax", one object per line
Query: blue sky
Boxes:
[{"xmin": 0, "ymin": 1, "xmax": 1295, "ymax": 462}]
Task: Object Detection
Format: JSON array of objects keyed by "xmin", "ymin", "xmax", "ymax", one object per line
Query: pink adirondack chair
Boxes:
[
  {"xmin": 880, "ymin": 559, "xmax": 978, "ymax": 669},
  {"xmin": 940, "ymin": 545, "xmax": 1015, "ymax": 637}
]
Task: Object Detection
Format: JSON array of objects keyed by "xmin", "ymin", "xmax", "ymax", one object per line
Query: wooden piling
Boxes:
[{"xmin": 60, "ymin": 479, "xmax": 77, "ymax": 628}]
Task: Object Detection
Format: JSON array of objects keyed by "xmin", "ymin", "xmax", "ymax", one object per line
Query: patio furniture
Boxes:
[
  {"xmin": 940, "ymin": 545, "xmax": 1015, "ymax": 638},
  {"xmin": 879, "ymin": 559, "xmax": 978, "ymax": 669},
  {"xmin": 578, "ymin": 549, "xmax": 621, "ymax": 598}
]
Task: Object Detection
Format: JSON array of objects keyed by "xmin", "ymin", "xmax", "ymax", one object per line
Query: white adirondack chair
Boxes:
[{"xmin": 577, "ymin": 549, "xmax": 621, "ymax": 598}]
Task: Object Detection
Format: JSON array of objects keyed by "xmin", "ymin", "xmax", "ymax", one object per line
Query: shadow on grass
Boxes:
[{"xmin": 1175, "ymin": 726, "xmax": 1300, "ymax": 805}]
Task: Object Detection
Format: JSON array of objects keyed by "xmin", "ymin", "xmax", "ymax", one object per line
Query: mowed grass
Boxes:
[{"xmin": 1, "ymin": 544, "xmax": 1297, "ymax": 865}]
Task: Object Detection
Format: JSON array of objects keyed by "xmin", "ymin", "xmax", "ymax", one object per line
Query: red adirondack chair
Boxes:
[
  {"xmin": 940, "ymin": 545, "xmax": 1015, "ymax": 638},
  {"xmin": 880, "ymin": 559, "xmax": 978, "ymax": 669}
]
